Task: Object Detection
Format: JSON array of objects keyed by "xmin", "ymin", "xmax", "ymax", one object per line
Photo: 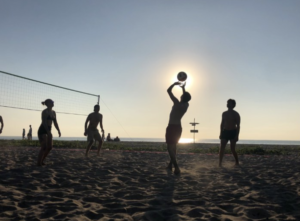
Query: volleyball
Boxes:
[{"xmin": 177, "ymin": 72, "xmax": 187, "ymax": 82}]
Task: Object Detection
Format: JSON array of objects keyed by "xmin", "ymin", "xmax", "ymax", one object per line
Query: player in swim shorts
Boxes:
[
  {"xmin": 165, "ymin": 82, "xmax": 191, "ymax": 175},
  {"xmin": 166, "ymin": 124, "xmax": 182, "ymax": 145},
  {"xmin": 84, "ymin": 104, "xmax": 104, "ymax": 157},
  {"xmin": 219, "ymin": 99, "xmax": 241, "ymax": 167},
  {"xmin": 220, "ymin": 129, "xmax": 237, "ymax": 141}
]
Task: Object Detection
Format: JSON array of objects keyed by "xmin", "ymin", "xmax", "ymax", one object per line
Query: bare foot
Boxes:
[
  {"xmin": 233, "ymin": 163, "xmax": 240, "ymax": 167},
  {"xmin": 166, "ymin": 166, "xmax": 172, "ymax": 171},
  {"xmin": 174, "ymin": 168, "xmax": 181, "ymax": 175},
  {"xmin": 166, "ymin": 163, "xmax": 172, "ymax": 171}
]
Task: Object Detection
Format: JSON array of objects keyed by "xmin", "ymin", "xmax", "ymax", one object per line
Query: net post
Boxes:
[{"xmin": 97, "ymin": 95, "xmax": 100, "ymax": 105}]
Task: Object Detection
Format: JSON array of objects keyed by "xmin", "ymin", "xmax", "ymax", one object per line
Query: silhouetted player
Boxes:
[
  {"xmin": 37, "ymin": 99, "xmax": 61, "ymax": 166},
  {"xmin": 166, "ymin": 82, "xmax": 191, "ymax": 174},
  {"xmin": 0, "ymin": 115, "xmax": 3, "ymax": 134},
  {"xmin": 84, "ymin": 104, "xmax": 104, "ymax": 157},
  {"xmin": 219, "ymin": 99, "xmax": 240, "ymax": 167}
]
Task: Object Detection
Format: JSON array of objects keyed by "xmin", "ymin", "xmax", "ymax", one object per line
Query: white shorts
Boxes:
[{"xmin": 87, "ymin": 129, "xmax": 102, "ymax": 142}]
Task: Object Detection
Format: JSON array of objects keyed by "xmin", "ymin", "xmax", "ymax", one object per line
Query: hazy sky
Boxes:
[{"xmin": 0, "ymin": 0, "xmax": 299, "ymax": 140}]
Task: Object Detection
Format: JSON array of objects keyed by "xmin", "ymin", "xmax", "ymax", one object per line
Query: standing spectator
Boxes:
[
  {"xmin": 28, "ymin": 125, "xmax": 32, "ymax": 140},
  {"xmin": 106, "ymin": 133, "xmax": 113, "ymax": 141}
]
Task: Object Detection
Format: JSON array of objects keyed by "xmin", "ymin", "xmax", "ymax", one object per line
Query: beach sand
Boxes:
[{"xmin": 0, "ymin": 147, "xmax": 299, "ymax": 220}]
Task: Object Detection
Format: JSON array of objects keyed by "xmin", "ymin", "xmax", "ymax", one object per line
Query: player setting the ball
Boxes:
[{"xmin": 165, "ymin": 72, "xmax": 191, "ymax": 175}]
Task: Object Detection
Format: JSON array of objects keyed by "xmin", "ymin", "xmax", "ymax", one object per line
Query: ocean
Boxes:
[{"xmin": 1, "ymin": 136, "xmax": 300, "ymax": 145}]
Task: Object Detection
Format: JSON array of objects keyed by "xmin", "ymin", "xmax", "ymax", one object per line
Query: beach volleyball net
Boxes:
[{"xmin": 0, "ymin": 70, "xmax": 99, "ymax": 116}]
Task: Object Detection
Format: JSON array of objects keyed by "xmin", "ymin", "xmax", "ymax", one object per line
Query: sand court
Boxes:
[{"xmin": 0, "ymin": 147, "xmax": 299, "ymax": 220}]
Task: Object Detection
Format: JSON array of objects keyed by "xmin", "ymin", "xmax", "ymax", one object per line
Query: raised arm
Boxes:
[
  {"xmin": 167, "ymin": 82, "xmax": 180, "ymax": 104},
  {"xmin": 0, "ymin": 116, "xmax": 3, "ymax": 134},
  {"xmin": 181, "ymin": 82, "xmax": 186, "ymax": 94},
  {"xmin": 53, "ymin": 111, "xmax": 61, "ymax": 137}
]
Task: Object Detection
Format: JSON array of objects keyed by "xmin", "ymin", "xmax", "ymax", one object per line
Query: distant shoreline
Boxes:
[
  {"xmin": 1, "ymin": 139, "xmax": 300, "ymax": 155},
  {"xmin": 1, "ymin": 136, "xmax": 300, "ymax": 145}
]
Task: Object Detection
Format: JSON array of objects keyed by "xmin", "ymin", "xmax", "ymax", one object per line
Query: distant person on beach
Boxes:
[
  {"xmin": 219, "ymin": 99, "xmax": 240, "ymax": 167},
  {"xmin": 22, "ymin": 129, "xmax": 25, "ymax": 139},
  {"xmin": 114, "ymin": 136, "xmax": 120, "ymax": 142},
  {"xmin": 106, "ymin": 133, "xmax": 113, "ymax": 141},
  {"xmin": 37, "ymin": 99, "xmax": 61, "ymax": 166},
  {"xmin": 0, "ymin": 115, "xmax": 3, "ymax": 134},
  {"xmin": 166, "ymin": 82, "xmax": 191, "ymax": 175},
  {"xmin": 84, "ymin": 104, "xmax": 104, "ymax": 157},
  {"xmin": 28, "ymin": 125, "xmax": 32, "ymax": 140}
]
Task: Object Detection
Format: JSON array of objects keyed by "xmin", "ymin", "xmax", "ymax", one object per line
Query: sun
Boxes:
[{"xmin": 179, "ymin": 138, "xmax": 193, "ymax": 143}]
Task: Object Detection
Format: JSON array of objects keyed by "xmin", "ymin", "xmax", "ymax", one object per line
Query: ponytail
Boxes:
[{"xmin": 41, "ymin": 99, "xmax": 53, "ymax": 106}]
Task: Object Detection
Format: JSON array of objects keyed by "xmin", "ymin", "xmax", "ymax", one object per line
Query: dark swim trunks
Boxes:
[
  {"xmin": 165, "ymin": 124, "xmax": 182, "ymax": 144},
  {"xmin": 220, "ymin": 129, "xmax": 237, "ymax": 141},
  {"xmin": 38, "ymin": 125, "xmax": 52, "ymax": 141}
]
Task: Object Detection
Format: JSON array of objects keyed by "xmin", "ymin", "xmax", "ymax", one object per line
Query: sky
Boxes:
[{"xmin": 0, "ymin": 0, "xmax": 300, "ymax": 141}]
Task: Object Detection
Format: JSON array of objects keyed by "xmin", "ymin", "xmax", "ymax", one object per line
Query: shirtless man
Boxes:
[
  {"xmin": 166, "ymin": 82, "xmax": 191, "ymax": 174},
  {"xmin": 84, "ymin": 104, "xmax": 104, "ymax": 157},
  {"xmin": 219, "ymin": 99, "xmax": 241, "ymax": 167},
  {"xmin": 0, "ymin": 115, "xmax": 3, "ymax": 134}
]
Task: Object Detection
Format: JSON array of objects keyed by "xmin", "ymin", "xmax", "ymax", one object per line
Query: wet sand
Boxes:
[{"xmin": 0, "ymin": 146, "xmax": 299, "ymax": 220}]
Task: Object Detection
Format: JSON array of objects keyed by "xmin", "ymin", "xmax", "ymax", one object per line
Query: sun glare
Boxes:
[
  {"xmin": 171, "ymin": 71, "xmax": 193, "ymax": 90},
  {"xmin": 179, "ymin": 138, "xmax": 193, "ymax": 143}
]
